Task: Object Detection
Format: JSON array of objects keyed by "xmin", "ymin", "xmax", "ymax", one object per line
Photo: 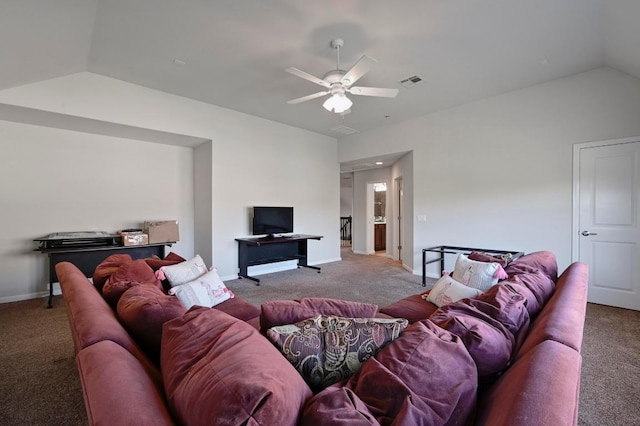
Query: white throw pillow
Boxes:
[
  {"xmin": 427, "ymin": 275, "xmax": 482, "ymax": 307},
  {"xmin": 160, "ymin": 254, "xmax": 208, "ymax": 287},
  {"xmin": 451, "ymin": 254, "xmax": 500, "ymax": 291},
  {"xmin": 169, "ymin": 269, "xmax": 234, "ymax": 310}
]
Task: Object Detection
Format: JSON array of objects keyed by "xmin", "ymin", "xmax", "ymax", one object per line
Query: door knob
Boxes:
[{"xmin": 581, "ymin": 230, "xmax": 598, "ymax": 236}]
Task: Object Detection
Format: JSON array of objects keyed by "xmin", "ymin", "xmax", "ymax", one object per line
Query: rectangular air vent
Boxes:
[
  {"xmin": 399, "ymin": 75, "xmax": 422, "ymax": 89},
  {"xmin": 331, "ymin": 125, "xmax": 359, "ymax": 135}
]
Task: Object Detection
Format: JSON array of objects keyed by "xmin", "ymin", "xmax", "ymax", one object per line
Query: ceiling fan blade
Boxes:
[
  {"xmin": 341, "ymin": 55, "xmax": 377, "ymax": 86},
  {"xmin": 287, "ymin": 91, "xmax": 330, "ymax": 104},
  {"xmin": 286, "ymin": 67, "xmax": 331, "ymax": 88},
  {"xmin": 348, "ymin": 86, "xmax": 399, "ymax": 98}
]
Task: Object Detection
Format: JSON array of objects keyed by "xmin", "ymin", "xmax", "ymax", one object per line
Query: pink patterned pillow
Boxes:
[
  {"xmin": 267, "ymin": 315, "xmax": 408, "ymax": 392},
  {"xmin": 168, "ymin": 269, "xmax": 234, "ymax": 309}
]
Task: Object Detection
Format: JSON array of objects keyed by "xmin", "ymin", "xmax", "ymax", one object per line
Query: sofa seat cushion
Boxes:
[
  {"xmin": 300, "ymin": 320, "xmax": 477, "ymax": 426},
  {"xmin": 117, "ymin": 284, "xmax": 187, "ymax": 365},
  {"xmin": 212, "ymin": 296, "xmax": 260, "ymax": 321},
  {"xmin": 475, "ymin": 340, "xmax": 582, "ymax": 426},
  {"xmin": 267, "ymin": 315, "xmax": 408, "ymax": 392},
  {"xmin": 161, "ymin": 307, "xmax": 312, "ymax": 426},
  {"xmin": 92, "ymin": 254, "xmax": 132, "ymax": 293},
  {"xmin": 76, "ymin": 340, "xmax": 174, "ymax": 426},
  {"xmin": 102, "ymin": 260, "xmax": 162, "ymax": 308},
  {"xmin": 379, "ymin": 294, "xmax": 439, "ymax": 323},
  {"xmin": 260, "ymin": 297, "xmax": 379, "ymax": 334}
]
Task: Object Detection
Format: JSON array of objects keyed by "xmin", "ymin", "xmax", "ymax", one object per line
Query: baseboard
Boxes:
[
  {"xmin": 0, "ymin": 284, "xmax": 61, "ymax": 304},
  {"xmin": 221, "ymin": 257, "xmax": 342, "ymax": 281}
]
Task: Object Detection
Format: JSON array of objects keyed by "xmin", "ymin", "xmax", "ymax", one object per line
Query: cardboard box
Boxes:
[
  {"xmin": 144, "ymin": 220, "xmax": 179, "ymax": 244},
  {"xmin": 122, "ymin": 233, "xmax": 149, "ymax": 246}
]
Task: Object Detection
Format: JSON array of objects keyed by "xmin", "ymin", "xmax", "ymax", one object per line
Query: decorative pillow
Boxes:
[
  {"xmin": 267, "ymin": 315, "xmax": 408, "ymax": 392},
  {"xmin": 300, "ymin": 320, "xmax": 478, "ymax": 425},
  {"xmin": 162, "ymin": 307, "xmax": 312, "ymax": 426},
  {"xmin": 158, "ymin": 254, "xmax": 208, "ymax": 287},
  {"xmin": 93, "ymin": 254, "xmax": 132, "ymax": 292},
  {"xmin": 102, "ymin": 260, "xmax": 162, "ymax": 308},
  {"xmin": 426, "ymin": 275, "xmax": 482, "ymax": 307},
  {"xmin": 260, "ymin": 297, "xmax": 379, "ymax": 334},
  {"xmin": 168, "ymin": 269, "xmax": 233, "ymax": 309},
  {"xmin": 117, "ymin": 284, "xmax": 187, "ymax": 364},
  {"xmin": 451, "ymin": 254, "xmax": 500, "ymax": 291}
]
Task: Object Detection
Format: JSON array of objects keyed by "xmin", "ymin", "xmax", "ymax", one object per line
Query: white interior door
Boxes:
[{"xmin": 575, "ymin": 138, "xmax": 640, "ymax": 310}]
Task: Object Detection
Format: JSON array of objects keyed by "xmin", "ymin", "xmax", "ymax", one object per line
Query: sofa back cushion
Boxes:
[
  {"xmin": 430, "ymin": 302, "xmax": 515, "ymax": 381},
  {"xmin": 260, "ymin": 297, "xmax": 378, "ymax": 334},
  {"xmin": 161, "ymin": 307, "xmax": 312, "ymax": 426},
  {"xmin": 503, "ymin": 270, "xmax": 555, "ymax": 318},
  {"xmin": 516, "ymin": 262, "xmax": 588, "ymax": 357},
  {"xmin": 504, "ymin": 250, "xmax": 558, "ymax": 283},
  {"xmin": 117, "ymin": 284, "xmax": 186, "ymax": 365},
  {"xmin": 102, "ymin": 259, "xmax": 162, "ymax": 308},
  {"xmin": 300, "ymin": 320, "xmax": 477, "ymax": 425},
  {"xmin": 92, "ymin": 254, "xmax": 132, "ymax": 293}
]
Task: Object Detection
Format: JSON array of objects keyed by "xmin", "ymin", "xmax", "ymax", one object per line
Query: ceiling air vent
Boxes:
[
  {"xmin": 399, "ymin": 75, "xmax": 422, "ymax": 89},
  {"xmin": 331, "ymin": 125, "xmax": 359, "ymax": 135}
]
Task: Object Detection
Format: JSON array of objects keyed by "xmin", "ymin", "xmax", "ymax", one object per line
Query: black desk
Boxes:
[
  {"xmin": 421, "ymin": 245, "xmax": 524, "ymax": 287},
  {"xmin": 36, "ymin": 243, "xmax": 171, "ymax": 307},
  {"xmin": 235, "ymin": 234, "xmax": 323, "ymax": 284}
]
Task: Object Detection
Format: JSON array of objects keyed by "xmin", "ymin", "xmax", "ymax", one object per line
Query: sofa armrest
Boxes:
[
  {"xmin": 76, "ymin": 340, "xmax": 175, "ymax": 426},
  {"xmin": 476, "ymin": 340, "xmax": 581, "ymax": 426}
]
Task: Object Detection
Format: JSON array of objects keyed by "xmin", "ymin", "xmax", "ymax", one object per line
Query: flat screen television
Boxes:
[{"xmin": 252, "ymin": 206, "xmax": 294, "ymax": 237}]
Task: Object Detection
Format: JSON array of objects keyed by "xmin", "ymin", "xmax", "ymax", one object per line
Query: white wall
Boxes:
[
  {"xmin": 0, "ymin": 72, "xmax": 340, "ymax": 300},
  {"xmin": 339, "ymin": 67, "xmax": 640, "ymax": 274},
  {"xmin": 0, "ymin": 121, "xmax": 194, "ymax": 302}
]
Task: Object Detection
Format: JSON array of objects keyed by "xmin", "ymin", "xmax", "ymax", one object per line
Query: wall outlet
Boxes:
[{"xmin": 417, "ymin": 215, "xmax": 427, "ymax": 222}]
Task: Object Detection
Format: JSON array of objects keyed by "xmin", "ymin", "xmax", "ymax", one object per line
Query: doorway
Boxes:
[
  {"xmin": 395, "ymin": 176, "xmax": 403, "ymax": 262},
  {"xmin": 573, "ymin": 137, "xmax": 640, "ymax": 310},
  {"xmin": 366, "ymin": 182, "xmax": 387, "ymax": 255}
]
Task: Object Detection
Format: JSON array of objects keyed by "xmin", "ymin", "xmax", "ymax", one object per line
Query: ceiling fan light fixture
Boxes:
[{"xmin": 323, "ymin": 93, "xmax": 352, "ymax": 113}]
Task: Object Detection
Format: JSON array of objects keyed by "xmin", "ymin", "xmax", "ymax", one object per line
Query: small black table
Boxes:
[
  {"xmin": 235, "ymin": 234, "xmax": 323, "ymax": 284},
  {"xmin": 421, "ymin": 245, "xmax": 524, "ymax": 286},
  {"xmin": 35, "ymin": 233, "xmax": 172, "ymax": 307}
]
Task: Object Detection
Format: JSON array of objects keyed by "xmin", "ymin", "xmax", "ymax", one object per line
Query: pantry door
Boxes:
[{"xmin": 574, "ymin": 137, "xmax": 640, "ymax": 310}]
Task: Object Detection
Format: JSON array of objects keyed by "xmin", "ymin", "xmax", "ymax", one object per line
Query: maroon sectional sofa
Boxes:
[{"xmin": 56, "ymin": 250, "xmax": 588, "ymax": 425}]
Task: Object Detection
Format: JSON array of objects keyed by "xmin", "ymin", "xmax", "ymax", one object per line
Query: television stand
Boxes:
[{"xmin": 235, "ymin": 234, "xmax": 323, "ymax": 285}]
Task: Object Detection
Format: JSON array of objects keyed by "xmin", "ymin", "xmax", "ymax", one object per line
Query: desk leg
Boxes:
[
  {"xmin": 238, "ymin": 272, "xmax": 261, "ymax": 285},
  {"xmin": 47, "ymin": 280, "xmax": 53, "ymax": 308},
  {"xmin": 47, "ymin": 255, "xmax": 55, "ymax": 308}
]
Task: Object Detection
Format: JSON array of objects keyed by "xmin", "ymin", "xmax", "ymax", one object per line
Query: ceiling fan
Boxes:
[{"xmin": 286, "ymin": 38, "xmax": 399, "ymax": 114}]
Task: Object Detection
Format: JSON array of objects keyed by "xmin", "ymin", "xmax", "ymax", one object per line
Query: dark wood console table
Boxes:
[
  {"xmin": 35, "ymin": 236, "xmax": 172, "ymax": 307},
  {"xmin": 422, "ymin": 245, "xmax": 524, "ymax": 287},
  {"xmin": 235, "ymin": 234, "xmax": 323, "ymax": 285}
]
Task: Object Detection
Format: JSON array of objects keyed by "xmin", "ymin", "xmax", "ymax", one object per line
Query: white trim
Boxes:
[
  {"xmin": 572, "ymin": 136, "xmax": 640, "ymax": 262},
  {"xmin": 0, "ymin": 285, "xmax": 61, "ymax": 304}
]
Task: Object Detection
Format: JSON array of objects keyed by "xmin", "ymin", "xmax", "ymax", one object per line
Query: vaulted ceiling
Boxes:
[{"xmin": 1, "ymin": 0, "xmax": 639, "ymax": 138}]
